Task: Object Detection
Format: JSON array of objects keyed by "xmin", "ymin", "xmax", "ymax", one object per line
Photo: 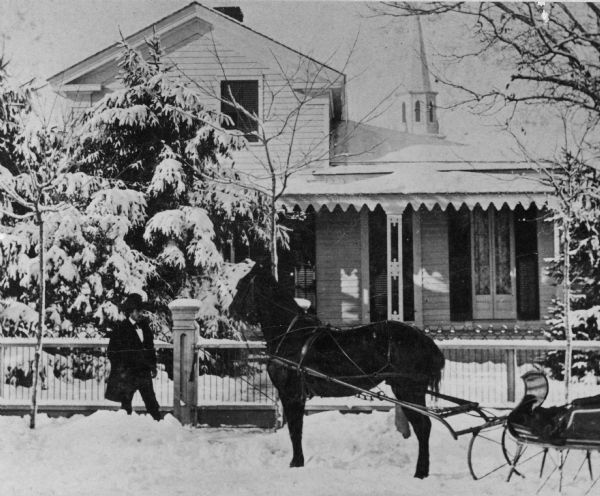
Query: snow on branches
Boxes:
[{"xmin": 0, "ymin": 35, "xmax": 267, "ymax": 341}]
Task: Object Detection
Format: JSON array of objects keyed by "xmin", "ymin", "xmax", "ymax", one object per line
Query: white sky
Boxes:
[{"xmin": 0, "ymin": 0, "xmax": 567, "ymax": 156}]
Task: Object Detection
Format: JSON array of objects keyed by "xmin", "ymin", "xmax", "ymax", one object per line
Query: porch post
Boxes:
[
  {"xmin": 168, "ymin": 298, "xmax": 201, "ymax": 425},
  {"xmin": 387, "ymin": 210, "xmax": 404, "ymax": 321}
]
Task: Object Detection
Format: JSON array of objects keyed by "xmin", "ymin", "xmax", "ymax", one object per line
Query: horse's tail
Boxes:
[{"xmin": 426, "ymin": 340, "xmax": 445, "ymax": 394}]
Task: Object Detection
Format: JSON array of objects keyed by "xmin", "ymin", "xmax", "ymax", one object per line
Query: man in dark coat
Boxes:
[{"xmin": 105, "ymin": 293, "xmax": 162, "ymax": 421}]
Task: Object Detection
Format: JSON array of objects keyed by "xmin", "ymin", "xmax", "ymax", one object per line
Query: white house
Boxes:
[{"xmin": 49, "ymin": 2, "xmax": 557, "ymax": 336}]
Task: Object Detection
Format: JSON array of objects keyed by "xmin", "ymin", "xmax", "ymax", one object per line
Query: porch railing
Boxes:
[{"xmin": 0, "ymin": 338, "xmax": 173, "ymax": 408}]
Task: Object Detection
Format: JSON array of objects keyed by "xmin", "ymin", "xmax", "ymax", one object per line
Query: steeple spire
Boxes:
[
  {"xmin": 410, "ymin": 16, "xmax": 432, "ymax": 93},
  {"xmin": 400, "ymin": 16, "xmax": 439, "ymax": 135}
]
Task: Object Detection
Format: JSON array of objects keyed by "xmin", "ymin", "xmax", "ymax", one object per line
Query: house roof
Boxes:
[
  {"xmin": 281, "ymin": 121, "xmax": 555, "ymax": 212},
  {"xmin": 283, "ymin": 166, "xmax": 553, "ymax": 212},
  {"xmin": 47, "ymin": 1, "xmax": 345, "ymax": 87}
]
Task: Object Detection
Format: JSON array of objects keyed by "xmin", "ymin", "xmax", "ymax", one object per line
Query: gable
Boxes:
[{"xmin": 48, "ymin": 2, "xmax": 344, "ymax": 94}]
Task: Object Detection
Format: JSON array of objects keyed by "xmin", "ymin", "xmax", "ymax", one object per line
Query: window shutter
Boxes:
[
  {"xmin": 448, "ymin": 206, "xmax": 472, "ymax": 321},
  {"xmin": 515, "ymin": 205, "xmax": 540, "ymax": 320}
]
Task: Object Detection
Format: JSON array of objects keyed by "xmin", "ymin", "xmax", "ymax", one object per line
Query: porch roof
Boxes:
[{"xmin": 282, "ymin": 165, "xmax": 555, "ymax": 212}]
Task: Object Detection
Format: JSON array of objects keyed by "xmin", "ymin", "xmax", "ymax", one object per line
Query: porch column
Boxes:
[
  {"xmin": 387, "ymin": 211, "xmax": 404, "ymax": 321},
  {"xmin": 168, "ymin": 298, "xmax": 201, "ymax": 425}
]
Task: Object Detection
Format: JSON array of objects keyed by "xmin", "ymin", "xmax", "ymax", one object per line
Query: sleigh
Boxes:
[{"xmin": 468, "ymin": 369, "xmax": 600, "ymax": 493}]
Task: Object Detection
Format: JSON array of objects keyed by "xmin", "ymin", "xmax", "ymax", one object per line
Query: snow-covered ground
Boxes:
[{"xmin": 1, "ymin": 409, "xmax": 597, "ymax": 496}]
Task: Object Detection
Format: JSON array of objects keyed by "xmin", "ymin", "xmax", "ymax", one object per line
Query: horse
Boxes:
[{"xmin": 229, "ymin": 261, "xmax": 445, "ymax": 479}]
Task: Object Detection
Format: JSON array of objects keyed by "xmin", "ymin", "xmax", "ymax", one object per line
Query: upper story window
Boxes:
[
  {"xmin": 401, "ymin": 102, "xmax": 406, "ymax": 123},
  {"xmin": 220, "ymin": 80, "xmax": 259, "ymax": 142},
  {"xmin": 428, "ymin": 101, "xmax": 434, "ymax": 123},
  {"xmin": 414, "ymin": 100, "xmax": 421, "ymax": 122}
]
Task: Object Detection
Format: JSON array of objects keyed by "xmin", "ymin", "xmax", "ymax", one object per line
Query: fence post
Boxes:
[
  {"xmin": 506, "ymin": 349, "xmax": 517, "ymax": 403},
  {"xmin": 168, "ymin": 299, "xmax": 201, "ymax": 425}
]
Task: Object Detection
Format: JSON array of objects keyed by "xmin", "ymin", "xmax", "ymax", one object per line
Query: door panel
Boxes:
[
  {"xmin": 473, "ymin": 207, "xmax": 492, "ymax": 319},
  {"xmin": 472, "ymin": 206, "xmax": 516, "ymax": 320}
]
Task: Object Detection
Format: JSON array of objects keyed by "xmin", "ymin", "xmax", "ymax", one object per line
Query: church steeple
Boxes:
[{"xmin": 400, "ymin": 16, "xmax": 439, "ymax": 135}]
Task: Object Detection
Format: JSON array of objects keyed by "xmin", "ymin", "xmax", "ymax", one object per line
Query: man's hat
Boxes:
[{"xmin": 122, "ymin": 293, "xmax": 145, "ymax": 313}]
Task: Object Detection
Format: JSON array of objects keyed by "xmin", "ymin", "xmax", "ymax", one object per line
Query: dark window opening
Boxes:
[
  {"xmin": 448, "ymin": 205, "xmax": 472, "ymax": 321},
  {"xmin": 221, "ymin": 80, "xmax": 259, "ymax": 142},
  {"xmin": 401, "ymin": 102, "xmax": 406, "ymax": 123},
  {"xmin": 428, "ymin": 101, "xmax": 434, "ymax": 123},
  {"xmin": 515, "ymin": 205, "xmax": 540, "ymax": 320},
  {"xmin": 278, "ymin": 210, "xmax": 317, "ymax": 313},
  {"xmin": 415, "ymin": 101, "xmax": 421, "ymax": 122},
  {"xmin": 369, "ymin": 207, "xmax": 387, "ymax": 322},
  {"xmin": 369, "ymin": 206, "xmax": 414, "ymax": 322}
]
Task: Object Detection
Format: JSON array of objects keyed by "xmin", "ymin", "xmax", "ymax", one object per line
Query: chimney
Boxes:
[{"xmin": 214, "ymin": 6, "xmax": 244, "ymax": 23}]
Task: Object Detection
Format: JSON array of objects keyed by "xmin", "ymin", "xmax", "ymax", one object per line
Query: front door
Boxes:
[{"xmin": 472, "ymin": 206, "xmax": 516, "ymax": 319}]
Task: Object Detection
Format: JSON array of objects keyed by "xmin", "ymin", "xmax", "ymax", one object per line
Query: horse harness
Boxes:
[{"xmin": 270, "ymin": 317, "xmax": 431, "ymax": 399}]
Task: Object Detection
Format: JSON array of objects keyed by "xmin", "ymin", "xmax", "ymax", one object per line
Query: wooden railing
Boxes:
[
  {"xmin": 438, "ymin": 340, "xmax": 600, "ymax": 407},
  {"xmin": 2, "ymin": 336, "xmax": 599, "ymax": 415},
  {"xmin": 0, "ymin": 338, "xmax": 173, "ymax": 409},
  {"xmin": 192, "ymin": 339, "xmax": 600, "ymax": 409}
]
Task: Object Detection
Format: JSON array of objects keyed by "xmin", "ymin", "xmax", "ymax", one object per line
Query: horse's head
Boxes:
[{"xmin": 229, "ymin": 258, "xmax": 301, "ymax": 333}]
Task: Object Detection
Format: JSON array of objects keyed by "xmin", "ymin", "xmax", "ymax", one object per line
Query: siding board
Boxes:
[
  {"xmin": 421, "ymin": 208, "xmax": 451, "ymax": 326},
  {"xmin": 316, "ymin": 209, "xmax": 362, "ymax": 326}
]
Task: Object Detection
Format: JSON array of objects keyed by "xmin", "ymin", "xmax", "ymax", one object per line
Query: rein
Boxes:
[{"xmin": 235, "ymin": 270, "xmax": 430, "ymax": 393}]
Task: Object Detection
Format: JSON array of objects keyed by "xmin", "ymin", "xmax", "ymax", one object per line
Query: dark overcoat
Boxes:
[{"xmin": 105, "ymin": 318, "xmax": 157, "ymax": 403}]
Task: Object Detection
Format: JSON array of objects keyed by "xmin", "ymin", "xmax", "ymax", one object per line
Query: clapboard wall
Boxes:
[
  {"xmin": 420, "ymin": 207, "xmax": 451, "ymax": 326},
  {"xmin": 315, "ymin": 208, "xmax": 363, "ymax": 326},
  {"xmin": 60, "ymin": 16, "xmax": 332, "ymax": 176}
]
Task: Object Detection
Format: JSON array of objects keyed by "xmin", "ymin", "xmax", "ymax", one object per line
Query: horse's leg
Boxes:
[
  {"xmin": 280, "ymin": 394, "xmax": 306, "ymax": 467},
  {"xmin": 394, "ymin": 405, "xmax": 411, "ymax": 439},
  {"xmin": 268, "ymin": 363, "xmax": 306, "ymax": 468},
  {"xmin": 390, "ymin": 383, "xmax": 431, "ymax": 479}
]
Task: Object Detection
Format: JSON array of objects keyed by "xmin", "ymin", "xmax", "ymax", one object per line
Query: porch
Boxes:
[{"xmin": 282, "ymin": 164, "xmax": 557, "ymax": 333}]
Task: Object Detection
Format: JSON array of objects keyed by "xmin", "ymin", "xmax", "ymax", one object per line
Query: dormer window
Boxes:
[
  {"xmin": 414, "ymin": 100, "xmax": 421, "ymax": 122},
  {"xmin": 221, "ymin": 80, "xmax": 259, "ymax": 142},
  {"xmin": 401, "ymin": 102, "xmax": 406, "ymax": 123},
  {"xmin": 428, "ymin": 101, "xmax": 434, "ymax": 123}
]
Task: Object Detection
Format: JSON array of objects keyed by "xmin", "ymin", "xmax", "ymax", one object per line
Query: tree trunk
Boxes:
[
  {"xmin": 563, "ymin": 218, "xmax": 572, "ymax": 404},
  {"xmin": 30, "ymin": 212, "xmax": 45, "ymax": 429},
  {"xmin": 270, "ymin": 198, "xmax": 278, "ymax": 281}
]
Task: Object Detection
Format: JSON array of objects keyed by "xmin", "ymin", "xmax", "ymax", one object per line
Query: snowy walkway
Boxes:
[{"xmin": 1, "ymin": 409, "xmax": 594, "ymax": 496}]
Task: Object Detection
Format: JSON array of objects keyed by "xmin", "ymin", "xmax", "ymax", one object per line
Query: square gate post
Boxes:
[{"xmin": 169, "ymin": 299, "xmax": 201, "ymax": 425}]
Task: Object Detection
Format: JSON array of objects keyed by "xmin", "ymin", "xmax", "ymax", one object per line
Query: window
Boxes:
[
  {"xmin": 220, "ymin": 80, "xmax": 259, "ymax": 142},
  {"xmin": 428, "ymin": 101, "xmax": 434, "ymax": 123},
  {"xmin": 472, "ymin": 205, "xmax": 514, "ymax": 319},
  {"xmin": 448, "ymin": 205, "xmax": 540, "ymax": 321},
  {"xmin": 277, "ymin": 211, "xmax": 317, "ymax": 313},
  {"xmin": 414, "ymin": 101, "xmax": 421, "ymax": 122},
  {"xmin": 401, "ymin": 102, "xmax": 406, "ymax": 123}
]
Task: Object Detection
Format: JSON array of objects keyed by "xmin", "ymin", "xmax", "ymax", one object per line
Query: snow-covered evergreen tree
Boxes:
[
  {"xmin": 75, "ymin": 36, "xmax": 267, "ymax": 336},
  {"xmin": 542, "ymin": 150, "xmax": 600, "ymax": 383},
  {"xmin": 0, "ymin": 38, "xmax": 266, "ymax": 340}
]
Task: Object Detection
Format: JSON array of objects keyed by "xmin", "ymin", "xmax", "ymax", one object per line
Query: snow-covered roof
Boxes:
[
  {"xmin": 283, "ymin": 121, "xmax": 555, "ymax": 212},
  {"xmin": 283, "ymin": 167, "xmax": 552, "ymax": 212}
]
